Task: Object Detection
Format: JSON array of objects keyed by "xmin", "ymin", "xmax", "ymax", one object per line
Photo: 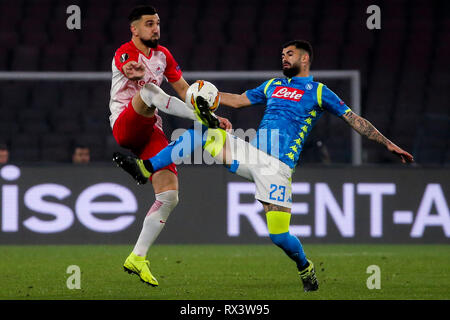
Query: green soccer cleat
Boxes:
[
  {"xmin": 123, "ymin": 252, "xmax": 159, "ymax": 287},
  {"xmin": 298, "ymin": 259, "xmax": 319, "ymax": 292},
  {"xmin": 193, "ymin": 96, "xmax": 220, "ymax": 129},
  {"xmin": 112, "ymin": 152, "xmax": 151, "ymax": 185}
]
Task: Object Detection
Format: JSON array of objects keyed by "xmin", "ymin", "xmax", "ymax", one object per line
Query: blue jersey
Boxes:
[{"xmin": 245, "ymin": 76, "xmax": 351, "ymax": 169}]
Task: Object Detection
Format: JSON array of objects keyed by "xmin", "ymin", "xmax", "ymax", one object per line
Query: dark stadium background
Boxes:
[
  {"xmin": 0, "ymin": 0, "xmax": 448, "ymax": 165},
  {"xmin": 0, "ymin": 1, "xmax": 449, "ymax": 304},
  {"xmin": 0, "ymin": 0, "xmax": 449, "ymax": 245}
]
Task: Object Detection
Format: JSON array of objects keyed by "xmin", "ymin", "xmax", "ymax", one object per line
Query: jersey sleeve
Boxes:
[
  {"xmin": 114, "ymin": 44, "xmax": 139, "ymax": 76},
  {"xmin": 160, "ymin": 46, "xmax": 183, "ymax": 83},
  {"xmin": 320, "ymin": 84, "xmax": 352, "ymax": 117},
  {"xmin": 245, "ymin": 79, "xmax": 273, "ymax": 105}
]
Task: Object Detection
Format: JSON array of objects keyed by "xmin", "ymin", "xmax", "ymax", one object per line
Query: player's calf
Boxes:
[
  {"xmin": 140, "ymin": 83, "xmax": 219, "ymax": 128},
  {"xmin": 140, "ymin": 83, "xmax": 198, "ymax": 121},
  {"xmin": 266, "ymin": 210, "xmax": 318, "ymax": 292}
]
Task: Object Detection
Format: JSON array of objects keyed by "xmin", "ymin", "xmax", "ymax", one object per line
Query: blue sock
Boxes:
[
  {"xmin": 148, "ymin": 123, "xmax": 208, "ymax": 172},
  {"xmin": 269, "ymin": 232, "xmax": 308, "ymax": 270}
]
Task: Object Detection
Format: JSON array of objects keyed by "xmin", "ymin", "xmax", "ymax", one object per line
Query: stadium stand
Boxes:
[{"xmin": 0, "ymin": 0, "xmax": 448, "ymax": 165}]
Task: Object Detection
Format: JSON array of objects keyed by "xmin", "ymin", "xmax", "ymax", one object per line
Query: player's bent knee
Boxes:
[
  {"xmin": 156, "ymin": 189, "xmax": 179, "ymax": 213},
  {"xmin": 132, "ymin": 92, "xmax": 156, "ymax": 117}
]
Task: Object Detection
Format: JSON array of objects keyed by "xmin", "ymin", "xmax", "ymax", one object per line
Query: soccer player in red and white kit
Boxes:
[{"xmin": 109, "ymin": 5, "xmax": 231, "ymax": 286}]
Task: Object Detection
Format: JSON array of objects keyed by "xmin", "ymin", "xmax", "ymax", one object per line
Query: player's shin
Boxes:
[
  {"xmin": 145, "ymin": 123, "xmax": 209, "ymax": 172},
  {"xmin": 143, "ymin": 126, "xmax": 228, "ymax": 175},
  {"xmin": 132, "ymin": 190, "xmax": 179, "ymax": 257},
  {"xmin": 140, "ymin": 83, "xmax": 197, "ymax": 121},
  {"xmin": 266, "ymin": 211, "xmax": 309, "ymax": 270},
  {"xmin": 203, "ymin": 128, "xmax": 228, "ymax": 162}
]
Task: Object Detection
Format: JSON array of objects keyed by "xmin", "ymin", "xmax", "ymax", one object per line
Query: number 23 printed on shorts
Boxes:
[{"xmin": 269, "ymin": 184, "xmax": 287, "ymax": 202}]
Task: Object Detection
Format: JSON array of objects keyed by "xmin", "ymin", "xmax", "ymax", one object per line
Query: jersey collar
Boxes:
[
  {"xmin": 286, "ymin": 76, "xmax": 314, "ymax": 83},
  {"xmin": 130, "ymin": 40, "xmax": 153, "ymax": 59}
]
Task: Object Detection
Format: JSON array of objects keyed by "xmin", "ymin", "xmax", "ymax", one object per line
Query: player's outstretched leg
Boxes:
[
  {"xmin": 123, "ymin": 252, "xmax": 159, "ymax": 286},
  {"xmin": 112, "ymin": 152, "xmax": 152, "ymax": 185},
  {"xmin": 113, "ymin": 123, "xmax": 211, "ymax": 183},
  {"xmin": 140, "ymin": 83, "xmax": 220, "ymax": 128},
  {"xmin": 140, "ymin": 83, "xmax": 197, "ymax": 121}
]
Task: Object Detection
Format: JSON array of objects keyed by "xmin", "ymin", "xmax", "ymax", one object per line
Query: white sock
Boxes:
[
  {"xmin": 132, "ymin": 190, "xmax": 179, "ymax": 257},
  {"xmin": 140, "ymin": 83, "xmax": 197, "ymax": 121}
]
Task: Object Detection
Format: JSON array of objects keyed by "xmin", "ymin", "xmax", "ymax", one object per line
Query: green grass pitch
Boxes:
[{"xmin": 0, "ymin": 244, "xmax": 449, "ymax": 300}]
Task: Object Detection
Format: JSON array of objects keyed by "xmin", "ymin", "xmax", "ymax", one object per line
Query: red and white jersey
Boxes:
[{"xmin": 109, "ymin": 40, "xmax": 183, "ymax": 129}]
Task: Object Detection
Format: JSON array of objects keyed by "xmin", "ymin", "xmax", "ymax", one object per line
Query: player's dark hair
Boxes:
[
  {"xmin": 283, "ymin": 40, "xmax": 313, "ymax": 65},
  {"xmin": 128, "ymin": 5, "xmax": 158, "ymax": 23},
  {"xmin": 0, "ymin": 143, "xmax": 8, "ymax": 151}
]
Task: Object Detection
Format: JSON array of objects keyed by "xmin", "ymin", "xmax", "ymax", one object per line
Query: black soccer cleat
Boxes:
[
  {"xmin": 194, "ymin": 96, "xmax": 220, "ymax": 129},
  {"xmin": 112, "ymin": 152, "xmax": 151, "ymax": 185},
  {"xmin": 298, "ymin": 259, "xmax": 319, "ymax": 292}
]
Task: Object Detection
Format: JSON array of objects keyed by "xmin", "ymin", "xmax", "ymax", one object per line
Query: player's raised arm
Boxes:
[
  {"xmin": 169, "ymin": 76, "xmax": 190, "ymax": 102},
  {"xmin": 219, "ymin": 92, "xmax": 252, "ymax": 108},
  {"xmin": 341, "ymin": 111, "xmax": 414, "ymax": 163}
]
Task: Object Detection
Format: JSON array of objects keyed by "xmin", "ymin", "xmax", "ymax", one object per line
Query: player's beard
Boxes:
[
  {"xmin": 141, "ymin": 37, "xmax": 158, "ymax": 48},
  {"xmin": 282, "ymin": 64, "xmax": 301, "ymax": 78}
]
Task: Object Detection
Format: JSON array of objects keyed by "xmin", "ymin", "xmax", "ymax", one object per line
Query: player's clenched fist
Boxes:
[{"xmin": 123, "ymin": 61, "xmax": 145, "ymax": 80}]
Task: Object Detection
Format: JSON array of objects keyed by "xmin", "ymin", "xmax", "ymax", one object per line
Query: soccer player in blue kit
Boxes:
[{"xmin": 114, "ymin": 40, "xmax": 414, "ymax": 292}]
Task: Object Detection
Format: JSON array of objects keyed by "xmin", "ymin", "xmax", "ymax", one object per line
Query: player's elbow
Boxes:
[{"xmin": 233, "ymin": 102, "xmax": 246, "ymax": 109}]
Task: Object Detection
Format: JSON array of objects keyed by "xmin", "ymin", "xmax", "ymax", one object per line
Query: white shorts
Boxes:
[{"xmin": 226, "ymin": 133, "xmax": 293, "ymax": 209}]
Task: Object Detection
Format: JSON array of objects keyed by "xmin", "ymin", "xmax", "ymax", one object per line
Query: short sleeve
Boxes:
[
  {"xmin": 159, "ymin": 46, "xmax": 183, "ymax": 83},
  {"xmin": 320, "ymin": 84, "xmax": 352, "ymax": 117},
  {"xmin": 245, "ymin": 79, "xmax": 273, "ymax": 105},
  {"xmin": 114, "ymin": 44, "xmax": 139, "ymax": 75}
]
